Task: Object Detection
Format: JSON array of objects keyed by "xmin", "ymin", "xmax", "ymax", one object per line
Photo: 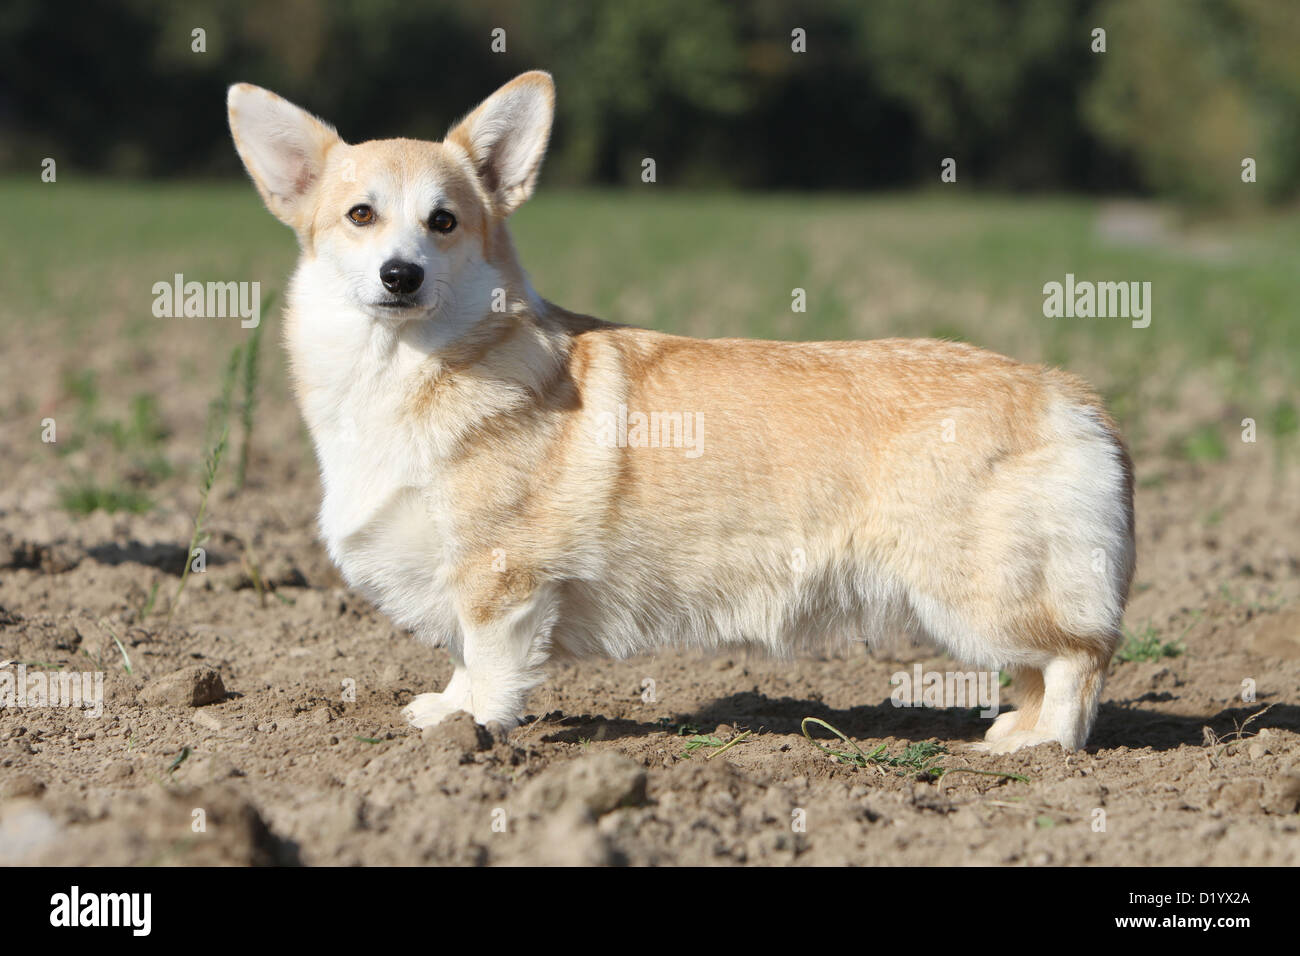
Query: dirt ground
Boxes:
[{"xmin": 1, "ymin": 313, "xmax": 1298, "ymax": 867}]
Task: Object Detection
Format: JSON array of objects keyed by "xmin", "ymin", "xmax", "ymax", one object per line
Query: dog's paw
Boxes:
[
  {"xmin": 402, "ymin": 692, "xmax": 468, "ymax": 729},
  {"xmin": 982, "ymin": 710, "xmax": 1021, "ymax": 745}
]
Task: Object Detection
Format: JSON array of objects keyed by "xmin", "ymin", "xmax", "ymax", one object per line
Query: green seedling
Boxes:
[
  {"xmin": 235, "ymin": 291, "xmax": 272, "ymax": 490},
  {"xmin": 1117, "ymin": 621, "xmax": 1186, "ymax": 663},
  {"xmin": 167, "ymin": 746, "xmax": 191, "ymax": 774},
  {"xmin": 100, "ymin": 621, "xmax": 133, "ymax": 676},
  {"xmin": 680, "ymin": 734, "xmax": 724, "ymax": 757},
  {"xmin": 169, "ymin": 346, "xmax": 240, "ymax": 624},
  {"xmin": 800, "ymin": 717, "xmax": 1029, "ymax": 783}
]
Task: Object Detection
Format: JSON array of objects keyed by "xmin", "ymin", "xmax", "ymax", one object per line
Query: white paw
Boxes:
[
  {"xmin": 983, "ymin": 710, "xmax": 1021, "ymax": 744},
  {"xmin": 972, "ymin": 728, "xmax": 1061, "ymax": 754},
  {"xmin": 402, "ymin": 692, "xmax": 468, "ymax": 729}
]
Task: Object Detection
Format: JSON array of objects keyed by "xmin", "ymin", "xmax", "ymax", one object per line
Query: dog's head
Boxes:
[{"xmin": 227, "ymin": 72, "xmax": 553, "ymax": 324}]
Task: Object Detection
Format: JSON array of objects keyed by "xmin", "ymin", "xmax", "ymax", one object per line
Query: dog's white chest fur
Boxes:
[{"xmin": 290, "ymin": 286, "xmax": 461, "ymax": 645}]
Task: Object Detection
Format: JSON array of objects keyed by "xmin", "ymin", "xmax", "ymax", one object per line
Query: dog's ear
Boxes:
[
  {"xmin": 227, "ymin": 83, "xmax": 341, "ymax": 230},
  {"xmin": 447, "ymin": 71, "xmax": 555, "ymax": 216}
]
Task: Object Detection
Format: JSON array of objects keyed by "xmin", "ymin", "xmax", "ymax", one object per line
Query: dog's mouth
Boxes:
[
  {"xmin": 366, "ymin": 282, "xmax": 445, "ymax": 319},
  {"xmin": 368, "ymin": 295, "xmax": 434, "ymax": 319},
  {"xmin": 373, "ymin": 296, "xmax": 424, "ymax": 310}
]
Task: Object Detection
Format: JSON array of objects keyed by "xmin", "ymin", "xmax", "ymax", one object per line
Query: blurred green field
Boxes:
[{"xmin": 3, "ymin": 178, "xmax": 1297, "ymax": 445}]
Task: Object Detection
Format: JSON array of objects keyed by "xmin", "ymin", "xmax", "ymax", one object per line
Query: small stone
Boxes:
[
  {"xmin": 1147, "ymin": 666, "xmax": 1181, "ymax": 689},
  {"xmin": 52, "ymin": 621, "xmax": 82, "ymax": 651},
  {"xmin": 138, "ymin": 665, "xmax": 226, "ymax": 708},
  {"xmin": 422, "ymin": 711, "xmax": 492, "ymax": 757}
]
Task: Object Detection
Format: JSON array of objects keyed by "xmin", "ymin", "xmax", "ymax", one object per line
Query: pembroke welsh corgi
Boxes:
[{"xmin": 227, "ymin": 72, "xmax": 1134, "ymax": 752}]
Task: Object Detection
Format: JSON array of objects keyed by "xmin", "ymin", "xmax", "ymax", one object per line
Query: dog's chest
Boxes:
[
  {"xmin": 315, "ymin": 424, "xmax": 460, "ymax": 638},
  {"xmin": 332, "ymin": 486, "xmax": 458, "ymax": 639},
  {"xmin": 301, "ymin": 365, "xmax": 461, "ymax": 641}
]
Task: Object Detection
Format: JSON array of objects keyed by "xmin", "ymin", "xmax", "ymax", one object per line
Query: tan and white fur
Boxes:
[{"xmin": 227, "ymin": 72, "xmax": 1135, "ymax": 752}]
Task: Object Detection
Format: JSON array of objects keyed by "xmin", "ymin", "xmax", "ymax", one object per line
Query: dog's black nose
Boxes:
[{"xmin": 379, "ymin": 259, "xmax": 424, "ymax": 295}]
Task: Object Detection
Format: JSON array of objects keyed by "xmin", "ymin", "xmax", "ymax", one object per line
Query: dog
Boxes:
[{"xmin": 227, "ymin": 71, "xmax": 1135, "ymax": 752}]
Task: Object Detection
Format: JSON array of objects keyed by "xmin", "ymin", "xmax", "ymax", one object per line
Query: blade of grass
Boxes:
[
  {"xmin": 168, "ymin": 345, "xmax": 240, "ymax": 624},
  {"xmin": 705, "ymin": 728, "xmax": 752, "ymax": 760},
  {"xmin": 100, "ymin": 620, "xmax": 133, "ymax": 676},
  {"xmin": 235, "ymin": 291, "xmax": 272, "ymax": 491}
]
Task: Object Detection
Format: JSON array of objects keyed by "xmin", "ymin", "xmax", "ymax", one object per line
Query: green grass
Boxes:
[
  {"xmin": 168, "ymin": 348, "xmax": 238, "ymax": 623},
  {"xmin": 680, "ymin": 734, "xmax": 725, "ymax": 757},
  {"xmin": 3, "ymin": 179, "xmax": 1297, "ymax": 444},
  {"xmin": 167, "ymin": 747, "xmax": 191, "ymax": 774},
  {"xmin": 1116, "ymin": 622, "xmax": 1186, "ymax": 663},
  {"xmin": 235, "ymin": 291, "xmax": 270, "ymax": 490},
  {"xmin": 102, "ymin": 622, "xmax": 134, "ymax": 676},
  {"xmin": 1271, "ymin": 400, "xmax": 1298, "ymax": 440},
  {"xmin": 58, "ymin": 481, "xmax": 153, "ymax": 515},
  {"xmin": 800, "ymin": 718, "xmax": 1029, "ymax": 783},
  {"xmin": 1175, "ymin": 423, "xmax": 1229, "ymax": 463},
  {"xmin": 52, "ymin": 366, "xmax": 172, "ymax": 515}
]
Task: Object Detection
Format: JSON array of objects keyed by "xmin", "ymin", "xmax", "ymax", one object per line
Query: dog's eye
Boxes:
[
  {"xmin": 347, "ymin": 204, "xmax": 375, "ymax": 225},
  {"xmin": 429, "ymin": 210, "xmax": 457, "ymax": 234}
]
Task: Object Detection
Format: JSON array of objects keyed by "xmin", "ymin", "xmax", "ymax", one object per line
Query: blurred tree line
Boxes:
[{"xmin": 1, "ymin": 0, "xmax": 1296, "ymax": 203}]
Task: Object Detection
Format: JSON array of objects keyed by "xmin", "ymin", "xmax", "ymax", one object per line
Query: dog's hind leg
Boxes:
[
  {"xmin": 981, "ymin": 645, "xmax": 1111, "ymax": 752},
  {"xmin": 1034, "ymin": 646, "xmax": 1111, "ymax": 749},
  {"xmin": 982, "ymin": 666, "xmax": 1044, "ymax": 745}
]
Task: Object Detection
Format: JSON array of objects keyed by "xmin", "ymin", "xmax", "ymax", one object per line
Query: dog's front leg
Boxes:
[
  {"xmin": 453, "ymin": 589, "xmax": 556, "ymax": 730},
  {"xmin": 402, "ymin": 661, "xmax": 473, "ymax": 729}
]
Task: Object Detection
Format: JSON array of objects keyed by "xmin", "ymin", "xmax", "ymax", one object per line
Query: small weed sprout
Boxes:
[
  {"xmin": 800, "ymin": 717, "xmax": 1028, "ymax": 783},
  {"xmin": 1117, "ymin": 621, "xmax": 1187, "ymax": 663},
  {"xmin": 169, "ymin": 346, "xmax": 240, "ymax": 624},
  {"xmin": 235, "ymin": 291, "xmax": 272, "ymax": 490}
]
